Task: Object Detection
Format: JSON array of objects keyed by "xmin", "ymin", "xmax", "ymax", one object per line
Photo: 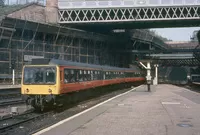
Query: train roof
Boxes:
[{"xmin": 31, "ymin": 59, "xmax": 141, "ymax": 72}]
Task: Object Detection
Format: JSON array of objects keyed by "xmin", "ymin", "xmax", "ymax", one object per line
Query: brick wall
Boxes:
[{"xmin": 7, "ymin": 4, "xmax": 46, "ymax": 23}]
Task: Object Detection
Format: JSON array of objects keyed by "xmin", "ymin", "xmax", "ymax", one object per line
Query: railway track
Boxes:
[
  {"xmin": 175, "ymin": 84, "xmax": 200, "ymax": 93},
  {"xmin": 184, "ymin": 84, "xmax": 200, "ymax": 93},
  {"xmin": 0, "ymin": 87, "xmax": 24, "ymax": 107},
  {"xmin": 0, "ymin": 109, "xmax": 54, "ymax": 134},
  {"xmin": 0, "ymin": 88, "xmax": 21, "ymax": 101},
  {"xmin": 0, "ymin": 98, "xmax": 25, "ymax": 107}
]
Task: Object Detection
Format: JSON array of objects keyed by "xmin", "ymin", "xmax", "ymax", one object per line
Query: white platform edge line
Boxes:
[
  {"xmin": 34, "ymin": 85, "xmax": 143, "ymax": 135},
  {"xmin": 161, "ymin": 102, "xmax": 180, "ymax": 105}
]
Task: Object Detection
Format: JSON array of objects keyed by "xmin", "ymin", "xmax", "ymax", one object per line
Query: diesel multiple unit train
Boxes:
[{"xmin": 21, "ymin": 59, "xmax": 145, "ymax": 110}]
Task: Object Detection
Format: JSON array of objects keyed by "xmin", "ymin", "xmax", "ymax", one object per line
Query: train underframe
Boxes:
[{"xmin": 23, "ymin": 81, "xmax": 144, "ymax": 111}]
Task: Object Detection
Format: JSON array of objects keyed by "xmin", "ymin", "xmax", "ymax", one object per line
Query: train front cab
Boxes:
[{"xmin": 21, "ymin": 65, "xmax": 61, "ymax": 109}]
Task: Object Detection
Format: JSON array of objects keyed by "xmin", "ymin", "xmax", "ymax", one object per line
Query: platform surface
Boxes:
[
  {"xmin": 36, "ymin": 84, "xmax": 200, "ymax": 135},
  {"xmin": 0, "ymin": 85, "xmax": 21, "ymax": 90}
]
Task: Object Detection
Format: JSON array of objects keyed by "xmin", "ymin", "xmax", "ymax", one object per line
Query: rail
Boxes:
[
  {"xmin": 0, "ymin": 110, "xmax": 54, "ymax": 132},
  {"xmin": 0, "ymin": 98, "xmax": 24, "ymax": 107}
]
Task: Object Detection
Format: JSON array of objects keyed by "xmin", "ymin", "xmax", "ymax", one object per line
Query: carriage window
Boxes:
[
  {"xmin": 98, "ymin": 71, "xmax": 102, "ymax": 80},
  {"xmin": 70, "ymin": 69, "xmax": 75, "ymax": 82},
  {"xmin": 64, "ymin": 69, "xmax": 76, "ymax": 83},
  {"xmin": 93, "ymin": 71, "xmax": 97, "ymax": 80},
  {"xmin": 83, "ymin": 70, "xmax": 88, "ymax": 81},
  {"xmin": 111, "ymin": 72, "xmax": 113, "ymax": 79},
  {"xmin": 86, "ymin": 70, "xmax": 91, "ymax": 81},
  {"xmin": 71, "ymin": 70, "xmax": 74, "ymax": 74},
  {"xmin": 113, "ymin": 72, "xmax": 115, "ymax": 78},
  {"xmin": 78, "ymin": 70, "xmax": 83, "ymax": 82},
  {"xmin": 91, "ymin": 70, "xmax": 94, "ymax": 80},
  {"xmin": 64, "ymin": 69, "xmax": 68, "ymax": 83},
  {"xmin": 105, "ymin": 71, "xmax": 109, "ymax": 80},
  {"xmin": 64, "ymin": 69, "xmax": 70, "ymax": 83},
  {"xmin": 121, "ymin": 72, "xmax": 124, "ymax": 78}
]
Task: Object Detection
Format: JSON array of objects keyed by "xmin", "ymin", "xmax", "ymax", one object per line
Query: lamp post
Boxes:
[
  {"xmin": 146, "ymin": 62, "xmax": 151, "ymax": 92},
  {"xmin": 153, "ymin": 64, "xmax": 159, "ymax": 85},
  {"xmin": 10, "ymin": 60, "xmax": 15, "ymax": 85},
  {"xmin": 139, "ymin": 61, "xmax": 152, "ymax": 92}
]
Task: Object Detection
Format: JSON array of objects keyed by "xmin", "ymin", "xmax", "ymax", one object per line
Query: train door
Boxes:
[{"xmin": 60, "ymin": 68, "xmax": 64, "ymax": 84}]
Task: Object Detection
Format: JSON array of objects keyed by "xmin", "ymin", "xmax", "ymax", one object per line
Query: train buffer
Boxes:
[{"xmin": 34, "ymin": 84, "xmax": 200, "ymax": 135}]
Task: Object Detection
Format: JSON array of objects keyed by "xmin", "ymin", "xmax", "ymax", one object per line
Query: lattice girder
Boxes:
[
  {"xmin": 156, "ymin": 59, "xmax": 200, "ymax": 66},
  {"xmin": 59, "ymin": 6, "xmax": 200, "ymax": 23}
]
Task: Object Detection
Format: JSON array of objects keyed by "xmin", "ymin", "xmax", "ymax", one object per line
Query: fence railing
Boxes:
[{"xmin": 58, "ymin": 0, "xmax": 200, "ymax": 9}]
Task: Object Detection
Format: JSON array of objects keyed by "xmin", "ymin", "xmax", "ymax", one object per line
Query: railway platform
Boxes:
[
  {"xmin": 35, "ymin": 84, "xmax": 200, "ymax": 135},
  {"xmin": 0, "ymin": 85, "xmax": 21, "ymax": 90}
]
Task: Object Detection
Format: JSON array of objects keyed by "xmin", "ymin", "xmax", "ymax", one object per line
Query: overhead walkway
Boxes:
[{"xmin": 58, "ymin": 0, "xmax": 200, "ymax": 29}]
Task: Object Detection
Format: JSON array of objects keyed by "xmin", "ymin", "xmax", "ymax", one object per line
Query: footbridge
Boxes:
[{"xmin": 58, "ymin": 0, "xmax": 200, "ymax": 29}]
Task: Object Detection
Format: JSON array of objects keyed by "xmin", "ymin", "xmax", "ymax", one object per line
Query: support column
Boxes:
[{"xmin": 153, "ymin": 64, "xmax": 159, "ymax": 85}]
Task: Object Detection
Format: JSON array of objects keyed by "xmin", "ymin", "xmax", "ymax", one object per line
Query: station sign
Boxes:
[{"xmin": 24, "ymin": 55, "xmax": 44, "ymax": 62}]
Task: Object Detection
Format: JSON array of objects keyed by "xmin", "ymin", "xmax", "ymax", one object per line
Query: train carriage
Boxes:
[{"xmin": 21, "ymin": 59, "xmax": 145, "ymax": 110}]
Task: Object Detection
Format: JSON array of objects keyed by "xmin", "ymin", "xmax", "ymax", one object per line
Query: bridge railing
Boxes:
[
  {"xmin": 2, "ymin": 0, "xmax": 45, "ymax": 6},
  {"xmin": 58, "ymin": 0, "xmax": 200, "ymax": 9}
]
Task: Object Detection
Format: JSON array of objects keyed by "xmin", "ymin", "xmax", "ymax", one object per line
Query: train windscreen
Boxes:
[{"xmin": 23, "ymin": 67, "xmax": 56, "ymax": 85}]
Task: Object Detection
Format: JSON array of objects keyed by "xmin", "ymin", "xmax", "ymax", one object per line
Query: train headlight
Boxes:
[
  {"xmin": 48, "ymin": 89, "xmax": 52, "ymax": 93},
  {"xmin": 26, "ymin": 89, "xmax": 29, "ymax": 93}
]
